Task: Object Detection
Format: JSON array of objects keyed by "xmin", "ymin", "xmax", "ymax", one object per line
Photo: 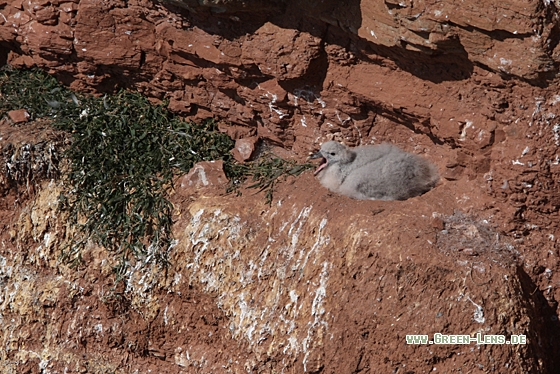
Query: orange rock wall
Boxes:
[{"xmin": 1, "ymin": 0, "xmax": 560, "ymax": 372}]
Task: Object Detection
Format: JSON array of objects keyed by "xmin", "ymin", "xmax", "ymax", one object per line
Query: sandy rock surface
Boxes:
[{"xmin": 1, "ymin": 0, "xmax": 560, "ymax": 372}]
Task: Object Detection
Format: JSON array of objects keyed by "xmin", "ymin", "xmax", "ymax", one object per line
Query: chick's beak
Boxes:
[
  {"xmin": 309, "ymin": 150, "xmax": 328, "ymax": 175},
  {"xmin": 309, "ymin": 151, "xmax": 323, "ymax": 159}
]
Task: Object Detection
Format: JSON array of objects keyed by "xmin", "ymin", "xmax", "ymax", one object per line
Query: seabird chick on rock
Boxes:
[{"xmin": 310, "ymin": 141, "xmax": 439, "ymax": 200}]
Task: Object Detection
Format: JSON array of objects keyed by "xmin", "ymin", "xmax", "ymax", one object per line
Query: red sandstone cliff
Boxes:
[{"xmin": 1, "ymin": 0, "xmax": 560, "ymax": 372}]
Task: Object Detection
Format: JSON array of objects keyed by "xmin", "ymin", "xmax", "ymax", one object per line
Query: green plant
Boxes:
[
  {"xmin": 245, "ymin": 155, "xmax": 313, "ymax": 205},
  {"xmin": 1, "ymin": 67, "xmax": 313, "ymax": 277},
  {"xmin": 52, "ymin": 91, "xmax": 236, "ymax": 277},
  {"xmin": 0, "ymin": 66, "xmax": 71, "ymax": 119}
]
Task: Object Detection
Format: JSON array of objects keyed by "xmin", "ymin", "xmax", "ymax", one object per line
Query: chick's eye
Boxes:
[{"xmin": 330, "ymin": 152, "xmax": 336, "ymax": 156}]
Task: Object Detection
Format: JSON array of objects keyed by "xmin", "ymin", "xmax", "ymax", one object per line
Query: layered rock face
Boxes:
[
  {"xmin": 2, "ymin": 0, "xmax": 559, "ymax": 153},
  {"xmin": 1, "ymin": 0, "xmax": 560, "ymax": 372}
]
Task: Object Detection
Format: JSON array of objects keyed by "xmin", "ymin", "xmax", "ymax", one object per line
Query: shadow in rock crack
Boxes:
[
  {"xmin": 0, "ymin": 46, "xmax": 8, "ymax": 67},
  {"xmin": 161, "ymin": 1, "xmax": 281, "ymax": 41},
  {"xmin": 162, "ymin": 0, "xmax": 363, "ymax": 42},
  {"xmin": 160, "ymin": 0, "xmax": 474, "ymax": 84},
  {"xmin": 350, "ymin": 28, "xmax": 474, "ymax": 84},
  {"xmin": 384, "ymin": 42, "xmax": 473, "ymax": 83},
  {"xmin": 374, "ymin": 105, "xmax": 445, "ymax": 146},
  {"xmin": 516, "ymin": 266, "xmax": 560, "ymax": 373}
]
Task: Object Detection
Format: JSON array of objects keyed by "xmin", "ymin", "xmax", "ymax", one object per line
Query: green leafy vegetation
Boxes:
[
  {"xmin": 0, "ymin": 67, "xmax": 72, "ymax": 120},
  {"xmin": 245, "ymin": 156, "xmax": 313, "ymax": 205},
  {"xmin": 0, "ymin": 67, "xmax": 312, "ymax": 276}
]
